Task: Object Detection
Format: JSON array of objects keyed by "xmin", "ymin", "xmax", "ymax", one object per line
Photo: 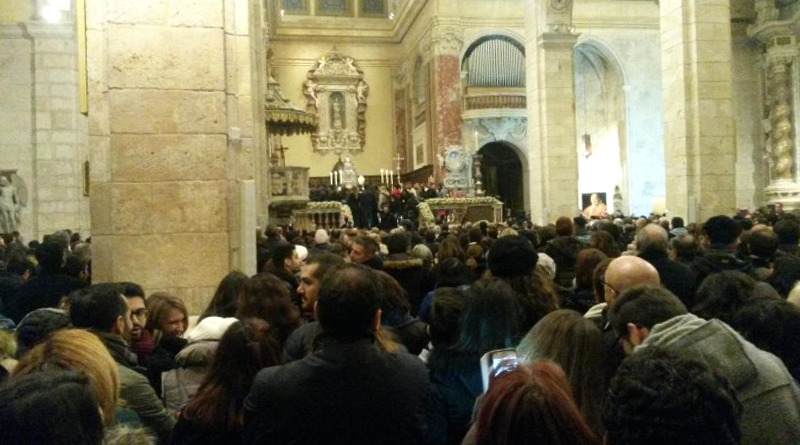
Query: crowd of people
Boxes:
[{"xmin": 0, "ymin": 205, "xmax": 799, "ymax": 444}]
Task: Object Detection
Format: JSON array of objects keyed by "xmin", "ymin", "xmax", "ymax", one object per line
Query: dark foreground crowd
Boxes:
[{"xmin": 0, "ymin": 207, "xmax": 800, "ymax": 445}]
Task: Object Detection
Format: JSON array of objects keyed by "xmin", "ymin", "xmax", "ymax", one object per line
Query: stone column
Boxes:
[
  {"xmin": 660, "ymin": 0, "xmax": 736, "ymax": 222},
  {"xmin": 87, "ymin": 0, "xmax": 257, "ymax": 313},
  {"xmin": 526, "ymin": 0, "xmax": 579, "ymax": 224},
  {"xmin": 761, "ymin": 36, "xmax": 800, "ymax": 208}
]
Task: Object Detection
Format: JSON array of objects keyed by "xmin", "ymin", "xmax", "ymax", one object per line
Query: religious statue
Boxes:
[
  {"xmin": 304, "ymin": 79, "xmax": 318, "ymax": 107},
  {"xmin": 357, "ymin": 80, "xmax": 368, "ymax": 104},
  {"xmin": 332, "ymin": 98, "xmax": 343, "ymax": 129},
  {"xmin": 0, "ymin": 176, "xmax": 20, "ymax": 234}
]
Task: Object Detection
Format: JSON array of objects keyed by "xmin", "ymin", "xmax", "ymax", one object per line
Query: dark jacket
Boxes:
[
  {"xmin": 543, "ymin": 237, "xmax": 585, "ymax": 288},
  {"xmin": 639, "ymin": 250, "xmax": 697, "ymax": 307},
  {"xmin": 244, "ymin": 333, "xmax": 429, "ymax": 445},
  {"xmin": 263, "ymin": 265, "xmax": 301, "ymax": 309},
  {"xmin": 692, "ymin": 247, "xmax": 751, "ymax": 288},
  {"xmin": 426, "ymin": 349, "xmax": 482, "ymax": 445},
  {"xmin": 382, "ymin": 254, "xmax": 433, "ymax": 316},
  {"xmin": 5, "ymin": 272, "xmax": 86, "ymax": 323}
]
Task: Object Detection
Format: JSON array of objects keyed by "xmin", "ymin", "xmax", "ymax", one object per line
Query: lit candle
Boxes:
[
  {"xmin": 380, "ymin": 169, "xmax": 385, "ymax": 184},
  {"xmin": 474, "ymin": 130, "xmax": 479, "ymax": 150},
  {"xmin": 330, "ymin": 172, "xmax": 333, "ymax": 185}
]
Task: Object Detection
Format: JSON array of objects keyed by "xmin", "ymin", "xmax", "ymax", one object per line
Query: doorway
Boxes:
[{"xmin": 479, "ymin": 142, "xmax": 523, "ymax": 216}]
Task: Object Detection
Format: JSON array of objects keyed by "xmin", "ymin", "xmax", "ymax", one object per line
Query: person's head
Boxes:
[
  {"xmin": 410, "ymin": 243, "xmax": 433, "ymax": 264},
  {"xmin": 35, "ymin": 240, "xmax": 66, "ymax": 272},
  {"xmin": 428, "ymin": 287, "xmax": 467, "ymax": 347},
  {"xmin": 703, "ymin": 215, "xmax": 742, "ymax": 247},
  {"xmin": 604, "ymin": 347, "xmax": 742, "ymax": 445},
  {"xmin": 669, "ymin": 233, "xmax": 700, "ymax": 261},
  {"xmin": 555, "ymin": 216, "xmax": 574, "ymax": 237},
  {"xmin": 237, "ymin": 273, "xmax": 301, "ymax": 338},
  {"xmin": 458, "ymin": 276, "xmax": 521, "ymax": 355},
  {"xmin": 386, "ymin": 231, "xmax": 410, "ymax": 254},
  {"xmin": 374, "ymin": 270, "xmax": 411, "ymax": 323},
  {"xmin": 636, "ymin": 224, "xmax": 669, "ymax": 255},
  {"xmin": 297, "ymin": 253, "xmax": 345, "ymax": 313},
  {"xmin": 475, "ymin": 360, "xmax": 600, "ymax": 445},
  {"xmin": 774, "ymin": 217, "xmax": 800, "ymax": 246},
  {"xmin": 487, "ymin": 235, "xmax": 538, "ymax": 279},
  {"xmin": 608, "ymin": 285, "xmax": 688, "ymax": 355},
  {"xmin": 770, "ymin": 254, "xmax": 800, "ymax": 298},
  {"xmin": 272, "ymin": 242, "xmax": 300, "ymax": 273},
  {"xmin": 0, "ymin": 372, "xmax": 105, "ymax": 445},
  {"xmin": 12, "ymin": 328, "xmax": 120, "ymax": 424},
  {"xmin": 200, "ymin": 271, "xmax": 248, "ymax": 321},
  {"xmin": 15, "ymin": 308, "xmax": 70, "ymax": 358},
  {"xmin": 692, "ymin": 271, "xmax": 758, "ymax": 325},
  {"xmin": 671, "ymin": 216, "xmax": 685, "ymax": 229},
  {"xmin": 602, "ymin": 256, "xmax": 660, "ymax": 305},
  {"xmin": 145, "ymin": 293, "xmax": 189, "ymax": 340},
  {"xmin": 350, "ymin": 235, "xmax": 379, "ymax": 264},
  {"xmin": 589, "ymin": 230, "xmax": 619, "ymax": 258},
  {"xmin": 591, "ymin": 258, "xmax": 614, "ymax": 304},
  {"xmin": 69, "ymin": 283, "xmax": 131, "ymax": 337},
  {"xmin": 437, "ymin": 237, "xmax": 468, "ymax": 263},
  {"xmin": 747, "ymin": 230, "xmax": 778, "ymax": 260},
  {"xmin": 315, "ymin": 263, "xmax": 382, "ymax": 335},
  {"xmin": 517, "ymin": 310, "xmax": 608, "ymax": 434},
  {"xmin": 575, "ymin": 249, "xmax": 608, "ymax": 290},
  {"xmin": 119, "ymin": 282, "xmax": 147, "ymax": 341},
  {"xmin": 590, "ymin": 193, "xmax": 600, "ymax": 205},
  {"xmin": 183, "ymin": 318, "xmax": 280, "ymax": 429},
  {"xmin": 314, "ymin": 228, "xmax": 330, "ymax": 245}
]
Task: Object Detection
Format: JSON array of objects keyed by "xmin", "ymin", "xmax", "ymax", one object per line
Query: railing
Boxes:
[
  {"xmin": 292, "ymin": 202, "xmax": 352, "ymax": 232},
  {"xmin": 464, "ymin": 93, "xmax": 526, "ymax": 110}
]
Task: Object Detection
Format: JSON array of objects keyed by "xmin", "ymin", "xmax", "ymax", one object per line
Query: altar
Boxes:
[{"xmin": 418, "ymin": 197, "xmax": 504, "ymax": 226}]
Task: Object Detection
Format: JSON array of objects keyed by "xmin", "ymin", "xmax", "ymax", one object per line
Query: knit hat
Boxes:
[
  {"xmin": 314, "ymin": 229, "xmax": 329, "ymax": 245},
  {"xmin": 295, "ymin": 244, "xmax": 309, "ymax": 262},
  {"xmin": 487, "ymin": 235, "xmax": 538, "ymax": 278},
  {"xmin": 16, "ymin": 308, "xmax": 70, "ymax": 355},
  {"xmin": 186, "ymin": 316, "xmax": 238, "ymax": 342}
]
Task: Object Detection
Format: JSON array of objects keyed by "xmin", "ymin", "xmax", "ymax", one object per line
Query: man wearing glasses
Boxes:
[{"xmin": 120, "ymin": 282, "xmax": 153, "ymax": 364}]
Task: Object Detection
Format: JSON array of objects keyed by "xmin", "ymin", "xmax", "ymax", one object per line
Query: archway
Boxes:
[{"xmin": 479, "ymin": 142, "xmax": 523, "ymax": 216}]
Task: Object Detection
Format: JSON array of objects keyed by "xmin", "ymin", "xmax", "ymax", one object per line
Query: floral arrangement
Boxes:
[
  {"xmin": 417, "ymin": 202, "xmax": 436, "ymax": 226},
  {"xmin": 424, "ymin": 197, "xmax": 503, "ymax": 207},
  {"xmin": 306, "ymin": 201, "xmax": 342, "ymax": 210}
]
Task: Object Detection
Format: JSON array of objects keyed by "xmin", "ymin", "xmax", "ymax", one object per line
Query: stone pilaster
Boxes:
[
  {"xmin": 660, "ymin": 0, "xmax": 736, "ymax": 222},
  {"xmin": 87, "ymin": 0, "xmax": 257, "ymax": 313},
  {"xmin": 526, "ymin": 0, "xmax": 579, "ymax": 223}
]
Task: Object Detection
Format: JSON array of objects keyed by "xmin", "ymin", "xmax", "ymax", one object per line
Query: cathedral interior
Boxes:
[{"xmin": 1, "ymin": 0, "xmax": 798, "ymax": 310}]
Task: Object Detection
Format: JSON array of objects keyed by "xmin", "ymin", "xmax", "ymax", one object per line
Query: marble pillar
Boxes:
[
  {"xmin": 428, "ymin": 25, "xmax": 463, "ymax": 178},
  {"xmin": 86, "ymin": 0, "xmax": 258, "ymax": 313},
  {"xmin": 660, "ymin": 0, "xmax": 736, "ymax": 222}
]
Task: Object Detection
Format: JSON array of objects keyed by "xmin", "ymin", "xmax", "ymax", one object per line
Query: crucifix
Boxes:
[
  {"xmin": 392, "ymin": 152, "xmax": 405, "ymax": 186},
  {"xmin": 274, "ymin": 145, "xmax": 289, "ymax": 167}
]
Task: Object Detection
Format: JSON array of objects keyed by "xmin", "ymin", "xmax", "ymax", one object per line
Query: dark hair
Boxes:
[
  {"xmin": 434, "ymin": 257, "xmax": 475, "ymax": 288},
  {"xmin": 316, "ymin": 263, "xmax": 382, "ymax": 334},
  {"xmin": 437, "ymin": 237, "xmax": 467, "ymax": 263},
  {"xmin": 475, "ymin": 360, "xmax": 601, "ymax": 445},
  {"xmin": 517, "ymin": 310, "xmax": 609, "ymax": 435},
  {"xmin": 271, "ymin": 243, "xmax": 296, "ymax": 270},
  {"xmin": 0, "ymin": 371, "xmax": 105, "ymax": 445},
  {"xmin": 118, "ymin": 282, "xmax": 145, "ymax": 299},
  {"xmin": 703, "ymin": 215, "xmax": 741, "ymax": 246},
  {"xmin": 375, "ymin": 270, "xmax": 411, "ymax": 321},
  {"xmin": 35, "ymin": 240, "xmax": 65, "ymax": 272},
  {"xmin": 575, "ymin": 249, "xmax": 608, "ymax": 290},
  {"xmin": 200, "ymin": 271, "xmax": 248, "ymax": 321},
  {"xmin": 236, "ymin": 274, "xmax": 301, "ymax": 346},
  {"xmin": 458, "ymin": 277, "xmax": 521, "ymax": 355},
  {"xmin": 5, "ymin": 255, "xmax": 34, "ymax": 277},
  {"xmin": 590, "ymin": 230, "xmax": 620, "ymax": 258},
  {"xmin": 692, "ymin": 271, "xmax": 757, "ymax": 325},
  {"xmin": 386, "ymin": 231, "xmax": 410, "ymax": 254},
  {"xmin": 730, "ymin": 299, "xmax": 800, "ymax": 381},
  {"xmin": 604, "ymin": 348, "xmax": 742, "ymax": 445},
  {"xmin": 608, "ymin": 285, "xmax": 688, "ymax": 336},
  {"xmin": 670, "ymin": 234, "xmax": 699, "ymax": 262},
  {"xmin": 591, "ymin": 258, "xmax": 614, "ymax": 304},
  {"xmin": 774, "ymin": 217, "xmax": 800, "ymax": 245},
  {"xmin": 305, "ymin": 253, "xmax": 345, "ymax": 281},
  {"xmin": 770, "ymin": 255, "xmax": 800, "ymax": 298},
  {"xmin": 635, "ymin": 224, "xmax": 669, "ymax": 255},
  {"xmin": 69, "ymin": 283, "xmax": 127, "ymax": 332},
  {"xmin": 428, "ymin": 287, "xmax": 466, "ymax": 347},
  {"xmin": 493, "ymin": 268, "xmax": 559, "ymax": 331},
  {"xmin": 181, "ymin": 318, "xmax": 280, "ymax": 430},
  {"xmin": 352, "ymin": 235, "xmax": 379, "ymax": 255},
  {"xmin": 555, "ymin": 217, "xmax": 574, "ymax": 237},
  {"xmin": 747, "ymin": 230, "xmax": 778, "ymax": 259},
  {"xmin": 671, "ymin": 217, "xmax": 685, "ymax": 229}
]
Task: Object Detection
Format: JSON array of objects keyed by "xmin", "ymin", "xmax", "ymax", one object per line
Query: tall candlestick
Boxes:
[{"xmin": 474, "ymin": 130, "xmax": 479, "ymax": 150}]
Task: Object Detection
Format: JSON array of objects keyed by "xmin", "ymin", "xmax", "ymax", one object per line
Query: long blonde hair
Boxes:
[{"xmin": 12, "ymin": 328, "xmax": 120, "ymax": 424}]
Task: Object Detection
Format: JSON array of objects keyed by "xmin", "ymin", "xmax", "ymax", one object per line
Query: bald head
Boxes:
[
  {"xmin": 636, "ymin": 224, "xmax": 669, "ymax": 255},
  {"xmin": 604, "ymin": 256, "xmax": 660, "ymax": 304}
]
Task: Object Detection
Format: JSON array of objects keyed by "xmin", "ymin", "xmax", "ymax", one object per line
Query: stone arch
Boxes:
[{"xmin": 574, "ymin": 38, "xmax": 628, "ymax": 214}]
